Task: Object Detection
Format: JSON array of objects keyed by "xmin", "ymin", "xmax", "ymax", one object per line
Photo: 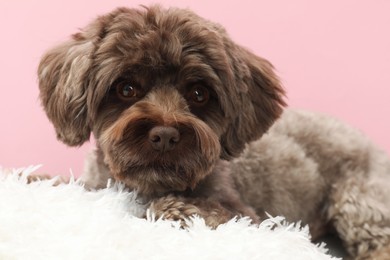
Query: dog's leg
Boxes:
[{"xmin": 327, "ymin": 175, "xmax": 390, "ymax": 259}]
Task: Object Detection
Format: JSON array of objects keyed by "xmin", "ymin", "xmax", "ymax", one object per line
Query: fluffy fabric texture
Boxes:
[{"xmin": 0, "ymin": 166, "xmax": 337, "ymax": 260}]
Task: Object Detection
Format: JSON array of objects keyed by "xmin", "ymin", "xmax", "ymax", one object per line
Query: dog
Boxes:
[{"xmin": 38, "ymin": 5, "xmax": 390, "ymax": 259}]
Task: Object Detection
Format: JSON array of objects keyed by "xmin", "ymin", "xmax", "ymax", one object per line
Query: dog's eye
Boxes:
[
  {"xmin": 116, "ymin": 82, "xmax": 142, "ymax": 101},
  {"xmin": 187, "ymin": 85, "xmax": 210, "ymax": 106}
]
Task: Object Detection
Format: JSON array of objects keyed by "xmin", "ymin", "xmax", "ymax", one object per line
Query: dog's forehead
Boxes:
[{"xmin": 95, "ymin": 7, "xmax": 230, "ymax": 78}]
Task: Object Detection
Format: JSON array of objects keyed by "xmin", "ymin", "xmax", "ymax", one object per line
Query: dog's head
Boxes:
[{"xmin": 38, "ymin": 6, "xmax": 285, "ymax": 195}]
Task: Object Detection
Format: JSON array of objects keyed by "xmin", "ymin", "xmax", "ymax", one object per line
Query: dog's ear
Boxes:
[
  {"xmin": 220, "ymin": 46, "xmax": 286, "ymax": 159},
  {"xmin": 37, "ymin": 19, "xmax": 106, "ymax": 146}
]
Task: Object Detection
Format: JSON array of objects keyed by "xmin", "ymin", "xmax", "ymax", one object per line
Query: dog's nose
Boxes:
[{"xmin": 148, "ymin": 126, "xmax": 180, "ymax": 152}]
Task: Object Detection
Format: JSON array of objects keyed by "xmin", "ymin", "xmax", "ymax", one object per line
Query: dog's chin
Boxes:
[{"xmin": 108, "ymin": 159, "xmax": 214, "ymax": 196}]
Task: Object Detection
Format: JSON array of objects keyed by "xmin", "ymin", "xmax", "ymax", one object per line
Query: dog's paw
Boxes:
[
  {"xmin": 26, "ymin": 174, "xmax": 68, "ymax": 186},
  {"xmin": 148, "ymin": 195, "xmax": 201, "ymax": 227},
  {"xmin": 148, "ymin": 195, "xmax": 233, "ymax": 228},
  {"xmin": 26, "ymin": 174, "xmax": 52, "ymax": 183}
]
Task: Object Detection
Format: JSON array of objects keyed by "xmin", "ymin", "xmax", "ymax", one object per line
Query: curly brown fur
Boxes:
[{"xmin": 38, "ymin": 5, "xmax": 390, "ymax": 259}]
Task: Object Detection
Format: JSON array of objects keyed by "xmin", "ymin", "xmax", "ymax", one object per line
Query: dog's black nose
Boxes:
[{"xmin": 148, "ymin": 126, "xmax": 180, "ymax": 152}]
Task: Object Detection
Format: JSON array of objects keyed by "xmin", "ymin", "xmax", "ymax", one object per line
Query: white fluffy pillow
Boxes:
[{"xmin": 0, "ymin": 166, "xmax": 337, "ymax": 260}]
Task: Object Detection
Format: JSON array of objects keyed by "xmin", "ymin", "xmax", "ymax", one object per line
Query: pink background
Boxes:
[{"xmin": 1, "ymin": 0, "xmax": 389, "ymax": 176}]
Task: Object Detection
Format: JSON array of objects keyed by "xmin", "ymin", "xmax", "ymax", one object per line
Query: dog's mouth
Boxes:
[{"xmin": 104, "ymin": 145, "xmax": 218, "ymax": 196}]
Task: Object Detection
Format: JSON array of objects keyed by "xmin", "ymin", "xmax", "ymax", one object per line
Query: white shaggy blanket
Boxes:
[{"xmin": 0, "ymin": 166, "xmax": 338, "ymax": 260}]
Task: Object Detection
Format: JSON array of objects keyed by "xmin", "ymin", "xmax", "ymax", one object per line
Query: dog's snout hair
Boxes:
[
  {"xmin": 97, "ymin": 86, "xmax": 221, "ymax": 195},
  {"xmin": 99, "ymin": 86, "xmax": 190, "ymax": 143}
]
